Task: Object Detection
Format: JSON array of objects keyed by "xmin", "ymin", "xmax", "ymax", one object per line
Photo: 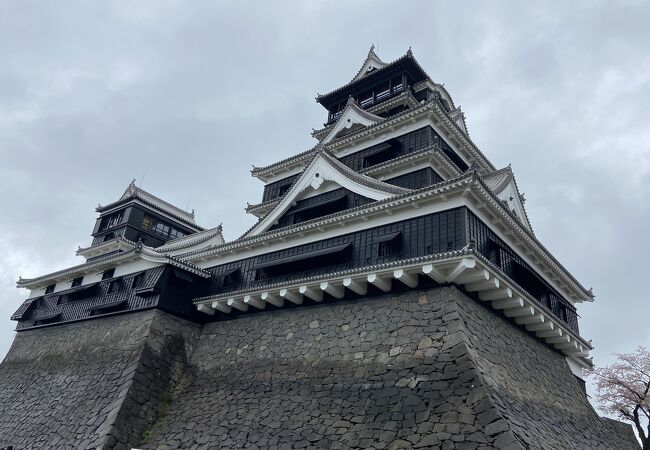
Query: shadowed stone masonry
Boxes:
[
  {"xmin": 0, "ymin": 287, "xmax": 639, "ymax": 449},
  {"xmin": 0, "ymin": 310, "xmax": 200, "ymax": 449}
]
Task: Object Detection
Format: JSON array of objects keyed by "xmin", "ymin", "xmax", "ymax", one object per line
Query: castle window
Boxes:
[
  {"xmin": 102, "ymin": 268, "xmax": 115, "ymax": 280},
  {"xmin": 169, "ymin": 228, "xmax": 185, "ymax": 240},
  {"xmin": 221, "ymin": 268, "xmax": 242, "ymax": 289},
  {"xmin": 33, "ymin": 311, "xmax": 62, "ymax": 326},
  {"xmin": 71, "ymin": 276, "xmax": 83, "ymax": 288},
  {"xmin": 108, "ymin": 279, "xmax": 120, "ymax": 293},
  {"xmin": 88, "ymin": 299, "xmax": 127, "ymax": 316},
  {"xmin": 254, "ymin": 243, "xmax": 351, "ymax": 281},
  {"xmin": 362, "ymin": 141, "xmax": 400, "ymax": 168},
  {"xmin": 292, "ymin": 194, "xmax": 348, "ymax": 224},
  {"xmin": 131, "ymin": 272, "xmax": 145, "ymax": 289},
  {"xmin": 103, "ymin": 232, "xmax": 115, "ymax": 242},
  {"xmin": 376, "ymin": 232, "xmax": 402, "ymax": 258},
  {"xmin": 152, "ymin": 221, "xmax": 170, "ymax": 236},
  {"xmin": 278, "ymin": 184, "xmax": 291, "ymax": 197},
  {"xmin": 391, "ymin": 76, "xmax": 404, "ymax": 93},
  {"xmin": 44, "ymin": 284, "xmax": 55, "ymax": 294},
  {"xmin": 487, "ymin": 239, "xmax": 502, "ymax": 267},
  {"xmin": 100, "ymin": 211, "xmax": 123, "ymax": 231},
  {"xmin": 142, "ymin": 215, "xmax": 153, "ymax": 230}
]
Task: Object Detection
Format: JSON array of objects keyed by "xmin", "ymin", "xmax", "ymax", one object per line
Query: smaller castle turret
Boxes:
[{"xmin": 12, "ymin": 182, "xmax": 224, "ymax": 330}]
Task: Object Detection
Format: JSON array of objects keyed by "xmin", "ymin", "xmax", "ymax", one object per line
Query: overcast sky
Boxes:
[{"xmin": 1, "ymin": 0, "xmax": 649, "ymax": 406}]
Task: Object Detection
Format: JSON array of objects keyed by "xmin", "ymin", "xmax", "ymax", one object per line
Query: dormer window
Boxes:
[
  {"xmin": 278, "ymin": 184, "xmax": 291, "ymax": 197},
  {"xmin": 102, "ymin": 268, "xmax": 115, "ymax": 280},
  {"xmin": 71, "ymin": 276, "xmax": 83, "ymax": 288}
]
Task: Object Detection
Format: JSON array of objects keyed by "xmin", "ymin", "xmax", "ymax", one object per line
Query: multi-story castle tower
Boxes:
[{"xmin": 0, "ymin": 47, "xmax": 639, "ymax": 449}]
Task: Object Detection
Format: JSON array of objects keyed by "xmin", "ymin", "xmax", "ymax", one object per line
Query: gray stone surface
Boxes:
[
  {"xmin": 0, "ymin": 310, "xmax": 200, "ymax": 449},
  {"xmin": 0, "ymin": 286, "xmax": 640, "ymax": 449}
]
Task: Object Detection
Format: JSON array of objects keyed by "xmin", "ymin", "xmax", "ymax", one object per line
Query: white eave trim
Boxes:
[
  {"xmin": 185, "ymin": 174, "xmax": 591, "ymax": 303},
  {"xmin": 362, "ymin": 144, "xmax": 462, "ymax": 181},
  {"xmin": 18, "ymin": 245, "xmax": 211, "ymax": 290},
  {"xmin": 193, "ymin": 253, "xmax": 592, "ymax": 367},
  {"xmin": 252, "ymin": 98, "xmax": 495, "ymax": 183},
  {"xmin": 76, "ymin": 238, "xmax": 137, "ymax": 259}
]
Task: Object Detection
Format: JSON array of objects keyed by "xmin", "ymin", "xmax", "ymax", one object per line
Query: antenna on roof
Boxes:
[{"xmin": 139, "ymin": 171, "xmax": 146, "ymax": 188}]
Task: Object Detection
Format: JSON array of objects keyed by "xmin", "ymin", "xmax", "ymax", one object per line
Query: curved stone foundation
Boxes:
[{"xmin": 0, "ymin": 287, "xmax": 639, "ymax": 449}]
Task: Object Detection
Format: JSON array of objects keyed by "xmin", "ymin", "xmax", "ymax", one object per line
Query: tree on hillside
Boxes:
[{"xmin": 590, "ymin": 346, "xmax": 650, "ymax": 449}]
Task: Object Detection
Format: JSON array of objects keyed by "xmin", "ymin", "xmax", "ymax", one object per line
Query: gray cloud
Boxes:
[{"xmin": 1, "ymin": 0, "xmax": 648, "ymax": 410}]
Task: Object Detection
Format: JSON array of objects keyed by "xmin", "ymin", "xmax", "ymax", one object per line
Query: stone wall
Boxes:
[
  {"xmin": 141, "ymin": 288, "xmax": 508, "ymax": 450},
  {"xmin": 140, "ymin": 287, "xmax": 639, "ymax": 449},
  {"xmin": 454, "ymin": 288, "xmax": 641, "ymax": 449},
  {"xmin": 0, "ymin": 286, "xmax": 639, "ymax": 449},
  {"xmin": 0, "ymin": 310, "xmax": 200, "ymax": 449}
]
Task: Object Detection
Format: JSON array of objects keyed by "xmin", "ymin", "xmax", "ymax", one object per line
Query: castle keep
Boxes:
[{"xmin": 0, "ymin": 47, "xmax": 639, "ymax": 449}]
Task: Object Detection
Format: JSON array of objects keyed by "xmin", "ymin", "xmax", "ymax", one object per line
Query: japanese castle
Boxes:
[{"xmin": 14, "ymin": 47, "xmax": 593, "ymax": 379}]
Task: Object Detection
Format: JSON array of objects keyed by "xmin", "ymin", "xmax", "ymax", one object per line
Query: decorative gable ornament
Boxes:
[
  {"xmin": 244, "ymin": 151, "xmax": 409, "ymax": 237},
  {"xmin": 321, "ymin": 97, "xmax": 383, "ymax": 144},
  {"xmin": 482, "ymin": 167, "xmax": 533, "ymax": 233},
  {"xmin": 352, "ymin": 45, "xmax": 389, "ymax": 82}
]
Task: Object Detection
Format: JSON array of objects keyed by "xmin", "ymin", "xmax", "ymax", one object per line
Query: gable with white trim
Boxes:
[
  {"xmin": 245, "ymin": 153, "xmax": 405, "ymax": 237},
  {"xmin": 492, "ymin": 177, "xmax": 532, "ymax": 232},
  {"xmin": 352, "ymin": 47, "xmax": 389, "ymax": 82},
  {"xmin": 322, "ymin": 101, "xmax": 383, "ymax": 144}
]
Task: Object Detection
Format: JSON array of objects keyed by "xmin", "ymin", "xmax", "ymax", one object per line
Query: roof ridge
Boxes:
[
  {"xmin": 317, "ymin": 48, "xmax": 413, "ymax": 102},
  {"xmin": 98, "ymin": 182, "xmax": 204, "ymax": 230},
  {"xmin": 156, "ymin": 225, "xmax": 224, "ymax": 252},
  {"xmin": 319, "ymin": 150, "xmax": 410, "ymax": 195}
]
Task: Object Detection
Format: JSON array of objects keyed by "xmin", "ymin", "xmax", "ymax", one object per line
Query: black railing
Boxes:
[{"xmin": 327, "ymin": 84, "xmax": 406, "ymax": 125}]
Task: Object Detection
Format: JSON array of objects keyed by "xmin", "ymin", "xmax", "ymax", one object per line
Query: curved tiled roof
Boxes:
[
  {"xmin": 156, "ymin": 225, "xmax": 224, "ymax": 253},
  {"xmin": 243, "ymin": 149, "xmax": 412, "ymax": 238},
  {"xmin": 253, "ymin": 94, "xmax": 496, "ymax": 180},
  {"xmin": 316, "ymin": 48, "xmax": 426, "ymax": 103},
  {"xmin": 312, "ymin": 90, "xmax": 420, "ymax": 141},
  {"xmin": 97, "ymin": 180, "xmax": 204, "ymax": 230},
  {"xmin": 360, "ymin": 144, "xmax": 463, "ymax": 179}
]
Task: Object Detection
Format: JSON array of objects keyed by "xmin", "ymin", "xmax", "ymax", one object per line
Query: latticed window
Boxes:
[
  {"xmin": 131, "ymin": 272, "xmax": 145, "ymax": 289},
  {"xmin": 376, "ymin": 232, "xmax": 402, "ymax": 258},
  {"xmin": 108, "ymin": 280, "xmax": 120, "ymax": 293},
  {"xmin": 100, "ymin": 211, "xmax": 123, "ymax": 231},
  {"xmin": 488, "ymin": 239, "xmax": 502, "ymax": 267}
]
